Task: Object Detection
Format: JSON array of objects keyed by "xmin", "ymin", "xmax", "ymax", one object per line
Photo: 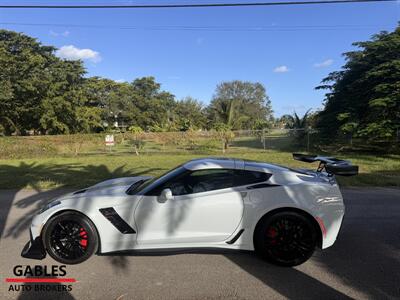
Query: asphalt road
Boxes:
[{"xmin": 0, "ymin": 187, "xmax": 399, "ymax": 300}]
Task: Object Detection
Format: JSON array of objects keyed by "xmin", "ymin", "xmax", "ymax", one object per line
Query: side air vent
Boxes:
[
  {"xmin": 99, "ymin": 207, "xmax": 136, "ymax": 234},
  {"xmin": 226, "ymin": 229, "xmax": 244, "ymax": 245}
]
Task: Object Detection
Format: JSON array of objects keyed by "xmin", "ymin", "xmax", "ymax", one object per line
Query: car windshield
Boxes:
[
  {"xmin": 126, "ymin": 165, "xmax": 185, "ymax": 195},
  {"xmin": 126, "ymin": 179, "xmax": 151, "ymax": 194}
]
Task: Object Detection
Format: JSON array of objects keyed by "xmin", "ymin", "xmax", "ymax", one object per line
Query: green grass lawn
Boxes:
[{"xmin": 0, "ymin": 151, "xmax": 399, "ymax": 189}]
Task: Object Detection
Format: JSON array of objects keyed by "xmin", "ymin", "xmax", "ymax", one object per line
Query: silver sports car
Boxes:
[{"xmin": 22, "ymin": 154, "xmax": 357, "ymax": 266}]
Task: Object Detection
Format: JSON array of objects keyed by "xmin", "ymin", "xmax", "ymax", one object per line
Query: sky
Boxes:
[{"xmin": 0, "ymin": 0, "xmax": 399, "ymax": 117}]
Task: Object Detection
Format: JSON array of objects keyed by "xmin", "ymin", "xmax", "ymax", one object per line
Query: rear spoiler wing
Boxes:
[{"xmin": 293, "ymin": 153, "xmax": 358, "ymax": 176}]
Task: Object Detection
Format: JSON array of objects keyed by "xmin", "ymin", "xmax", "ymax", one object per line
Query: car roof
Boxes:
[
  {"xmin": 183, "ymin": 157, "xmax": 288, "ymax": 173},
  {"xmin": 243, "ymin": 160, "xmax": 289, "ymax": 173},
  {"xmin": 183, "ymin": 157, "xmax": 238, "ymax": 171}
]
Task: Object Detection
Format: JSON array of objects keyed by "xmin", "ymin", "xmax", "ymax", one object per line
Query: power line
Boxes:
[
  {"xmin": 0, "ymin": 22, "xmax": 391, "ymax": 32},
  {"xmin": 0, "ymin": 0, "xmax": 396, "ymax": 9}
]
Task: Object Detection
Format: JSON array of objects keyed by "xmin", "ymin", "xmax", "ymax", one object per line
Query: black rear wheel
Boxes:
[
  {"xmin": 254, "ymin": 211, "xmax": 317, "ymax": 266},
  {"xmin": 43, "ymin": 212, "xmax": 98, "ymax": 264}
]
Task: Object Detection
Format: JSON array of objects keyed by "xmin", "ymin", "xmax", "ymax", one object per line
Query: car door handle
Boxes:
[{"xmin": 157, "ymin": 197, "xmax": 167, "ymax": 203}]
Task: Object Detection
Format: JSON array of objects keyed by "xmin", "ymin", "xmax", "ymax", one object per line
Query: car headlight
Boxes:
[{"xmin": 38, "ymin": 200, "xmax": 61, "ymax": 214}]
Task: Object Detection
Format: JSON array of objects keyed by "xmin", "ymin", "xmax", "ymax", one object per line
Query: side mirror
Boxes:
[{"xmin": 159, "ymin": 188, "xmax": 173, "ymax": 203}]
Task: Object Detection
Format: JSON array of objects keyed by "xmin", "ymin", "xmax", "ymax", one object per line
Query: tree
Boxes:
[
  {"xmin": 207, "ymin": 81, "xmax": 273, "ymax": 130},
  {"xmin": 82, "ymin": 77, "xmax": 138, "ymax": 130},
  {"xmin": 282, "ymin": 110, "xmax": 312, "ymax": 146},
  {"xmin": 39, "ymin": 59, "xmax": 88, "ymax": 134},
  {"xmin": 75, "ymin": 106, "xmax": 103, "ymax": 133},
  {"xmin": 174, "ymin": 97, "xmax": 206, "ymax": 131},
  {"xmin": 128, "ymin": 126, "xmax": 145, "ymax": 155},
  {"xmin": 284, "ymin": 110, "xmax": 312, "ymax": 130},
  {"xmin": 0, "ymin": 29, "xmax": 102, "ymax": 135},
  {"xmin": 252, "ymin": 119, "xmax": 271, "ymax": 149},
  {"xmin": 213, "ymin": 123, "xmax": 235, "ymax": 153},
  {"xmin": 316, "ymin": 26, "xmax": 400, "ymax": 141},
  {"xmin": 131, "ymin": 77, "xmax": 176, "ymax": 130},
  {"xmin": 0, "ymin": 30, "xmax": 56, "ymax": 134},
  {"xmin": 277, "ymin": 115, "xmax": 293, "ymax": 129},
  {"xmin": 83, "ymin": 77, "xmax": 178, "ymax": 132}
]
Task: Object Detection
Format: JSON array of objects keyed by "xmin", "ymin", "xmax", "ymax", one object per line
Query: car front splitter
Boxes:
[{"xmin": 21, "ymin": 232, "xmax": 46, "ymax": 260}]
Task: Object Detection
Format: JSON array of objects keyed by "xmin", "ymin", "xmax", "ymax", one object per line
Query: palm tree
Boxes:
[
  {"xmin": 212, "ymin": 98, "xmax": 249, "ymax": 129},
  {"xmin": 285, "ymin": 109, "xmax": 312, "ymax": 130},
  {"xmin": 284, "ymin": 109, "xmax": 312, "ymax": 148}
]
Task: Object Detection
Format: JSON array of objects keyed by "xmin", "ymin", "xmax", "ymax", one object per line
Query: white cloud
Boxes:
[
  {"xmin": 115, "ymin": 79, "xmax": 126, "ymax": 83},
  {"xmin": 273, "ymin": 65, "xmax": 289, "ymax": 73},
  {"xmin": 56, "ymin": 45, "xmax": 101, "ymax": 63},
  {"xmin": 314, "ymin": 59, "xmax": 333, "ymax": 68},
  {"xmin": 49, "ymin": 30, "xmax": 70, "ymax": 37}
]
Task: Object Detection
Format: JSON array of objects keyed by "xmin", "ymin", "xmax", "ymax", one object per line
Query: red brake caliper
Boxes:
[
  {"xmin": 266, "ymin": 227, "xmax": 278, "ymax": 245},
  {"xmin": 79, "ymin": 227, "xmax": 88, "ymax": 248}
]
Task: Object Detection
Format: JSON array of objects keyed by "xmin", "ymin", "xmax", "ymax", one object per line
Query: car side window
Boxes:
[
  {"xmin": 234, "ymin": 170, "xmax": 270, "ymax": 186},
  {"xmin": 145, "ymin": 168, "xmax": 269, "ymax": 196},
  {"xmin": 151, "ymin": 168, "xmax": 235, "ymax": 196},
  {"xmin": 184, "ymin": 169, "xmax": 235, "ymax": 194},
  {"xmin": 142, "ymin": 167, "xmax": 189, "ymax": 196}
]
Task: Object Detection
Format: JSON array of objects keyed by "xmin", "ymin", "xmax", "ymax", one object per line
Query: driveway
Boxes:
[{"xmin": 0, "ymin": 188, "xmax": 399, "ymax": 299}]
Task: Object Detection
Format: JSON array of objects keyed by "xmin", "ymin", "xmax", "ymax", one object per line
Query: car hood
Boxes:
[{"xmin": 60, "ymin": 176, "xmax": 153, "ymax": 200}]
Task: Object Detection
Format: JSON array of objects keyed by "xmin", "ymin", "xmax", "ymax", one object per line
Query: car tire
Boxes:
[
  {"xmin": 43, "ymin": 211, "xmax": 98, "ymax": 264},
  {"xmin": 254, "ymin": 211, "xmax": 317, "ymax": 267}
]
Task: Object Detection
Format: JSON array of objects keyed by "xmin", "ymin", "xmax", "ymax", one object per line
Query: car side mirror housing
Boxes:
[{"xmin": 159, "ymin": 188, "xmax": 173, "ymax": 203}]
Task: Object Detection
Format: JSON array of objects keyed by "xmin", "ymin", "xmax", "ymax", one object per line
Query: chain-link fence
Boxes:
[
  {"xmin": 0, "ymin": 129, "xmax": 399, "ymax": 159},
  {"xmin": 233, "ymin": 128, "xmax": 400, "ymax": 153}
]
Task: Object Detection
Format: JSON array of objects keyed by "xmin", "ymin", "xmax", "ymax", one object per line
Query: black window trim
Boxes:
[
  {"xmin": 139, "ymin": 166, "xmax": 189, "ymax": 196},
  {"xmin": 143, "ymin": 168, "xmax": 272, "ymax": 197},
  {"xmin": 233, "ymin": 169, "xmax": 272, "ymax": 188}
]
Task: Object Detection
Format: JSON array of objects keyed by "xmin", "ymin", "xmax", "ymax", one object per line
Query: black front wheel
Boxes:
[
  {"xmin": 43, "ymin": 212, "xmax": 98, "ymax": 264},
  {"xmin": 254, "ymin": 211, "xmax": 317, "ymax": 267}
]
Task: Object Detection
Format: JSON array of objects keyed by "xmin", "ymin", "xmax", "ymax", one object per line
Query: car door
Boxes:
[{"xmin": 134, "ymin": 168, "xmax": 244, "ymax": 245}]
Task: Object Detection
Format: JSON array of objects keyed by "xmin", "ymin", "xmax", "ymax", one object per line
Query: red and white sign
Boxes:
[{"xmin": 105, "ymin": 134, "xmax": 114, "ymax": 146}]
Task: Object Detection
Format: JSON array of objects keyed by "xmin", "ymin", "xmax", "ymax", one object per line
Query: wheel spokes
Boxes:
[
  {"xmin": 49, "ymin": 220, "xmax": 88, "ymax": 260},
  {"xmin": 265, "ymin": 217, "xmax": 314, "ymax": 263}
]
